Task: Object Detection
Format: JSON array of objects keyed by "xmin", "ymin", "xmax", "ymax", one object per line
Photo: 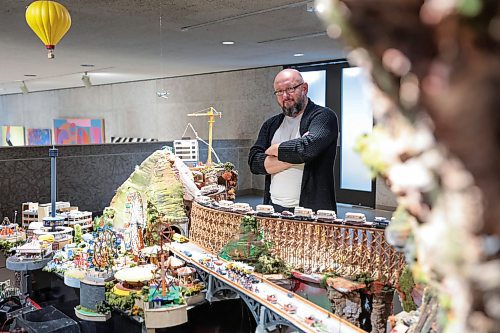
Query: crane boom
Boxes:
[{"xmin": 187, "ymin": 107, "xmax": 222, "ymax": 164}]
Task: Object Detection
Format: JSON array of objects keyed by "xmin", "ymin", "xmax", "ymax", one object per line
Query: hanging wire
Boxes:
[{"xmin": 157, "ymin": 2, "xmax": 168, "ymax": 96}]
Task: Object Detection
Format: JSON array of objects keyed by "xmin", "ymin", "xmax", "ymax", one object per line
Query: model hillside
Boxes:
[{"xmin": 109, "ymin": 150, "xmax": 187, "ymax": 228}]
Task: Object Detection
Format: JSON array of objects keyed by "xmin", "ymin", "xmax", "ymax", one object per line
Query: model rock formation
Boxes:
[{"xmin": 109, "ymin": 150, "xmax": 187, "ymax": 229}]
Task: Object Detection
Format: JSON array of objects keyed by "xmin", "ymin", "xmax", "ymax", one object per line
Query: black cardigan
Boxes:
[{"xmin": 248, "ymin": 99, "xmax": 338, "ymax": 212}]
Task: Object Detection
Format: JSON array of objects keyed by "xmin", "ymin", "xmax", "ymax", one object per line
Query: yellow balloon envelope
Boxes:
[{"xmin": 25, "ymin": 1, "xmax": 71, "ymax": 58}]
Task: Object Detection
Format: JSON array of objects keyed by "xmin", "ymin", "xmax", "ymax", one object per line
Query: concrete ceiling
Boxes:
[{"xmin": 0, "ymin": 0, "xmax": 345, "ymax": 95}]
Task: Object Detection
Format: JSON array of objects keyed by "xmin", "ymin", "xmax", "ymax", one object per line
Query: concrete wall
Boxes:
[
  {"xmin": 376, "ymin": 176, "xmax": 398, "ymax": 210},
  {"xmin": 0, "ymin": 140, "xmax": 255, "ymax": 219},
  {"xmin": 0, "ymin": 67, "xmax": 281, "ymax": 142}
]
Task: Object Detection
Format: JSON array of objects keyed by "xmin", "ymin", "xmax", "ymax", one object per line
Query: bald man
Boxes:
[{"xmin": 248, "ymin": 69, "xmax": 338, "ymax": 213}]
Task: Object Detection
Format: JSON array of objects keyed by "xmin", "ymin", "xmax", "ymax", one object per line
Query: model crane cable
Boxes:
[
  {"xmin": 181, "ymin": 123, "xmax": 222, "ymax": 163},
  {"xmin": 156, "ymin": 4, "xmax": 169, "ymax": 98}
]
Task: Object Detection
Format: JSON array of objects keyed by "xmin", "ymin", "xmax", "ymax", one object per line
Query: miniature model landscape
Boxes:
[{"xmin": 2, "ymin": 148, "xmax": 416, "ymax": 333}]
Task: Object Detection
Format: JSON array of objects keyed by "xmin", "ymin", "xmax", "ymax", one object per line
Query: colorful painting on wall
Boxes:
[
  {"xmin": 1, "ymin": 126, "xmax": 25, "ymax": 146},
  {"xmin": 53, "ymin": 118, "xmax": 105, "ymax": 145},
  {"xmin": 26, "ymin": 128, "xmax": 52, "ymax": 145}
]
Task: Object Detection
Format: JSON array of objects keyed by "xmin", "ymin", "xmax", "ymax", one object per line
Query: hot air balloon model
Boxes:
[{"xmin": 25, "ymin": 1, "xmax": 72, "ymax": 59}]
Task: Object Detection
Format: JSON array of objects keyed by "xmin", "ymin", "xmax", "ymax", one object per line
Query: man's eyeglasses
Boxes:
[{"xmin": 273, "ymin": 82, "xmax": 304, "ymax": 96}]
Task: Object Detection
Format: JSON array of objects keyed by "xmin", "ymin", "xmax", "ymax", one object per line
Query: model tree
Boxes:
[{"xmin": 315, "ymin": 1, "xmax": 499, "ymax": 332}]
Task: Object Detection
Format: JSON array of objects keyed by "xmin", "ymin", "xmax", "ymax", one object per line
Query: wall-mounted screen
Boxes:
[
  {"xmin": 340, "ymin": 67, "xmax": 373, "ymax": 192},
  {"xmin": 301, "ymin": 70, "xmax": 326, "ymax": 107}
]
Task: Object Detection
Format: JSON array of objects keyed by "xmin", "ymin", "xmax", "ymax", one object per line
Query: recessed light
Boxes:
[
  {"xmin": 293, "ymin": 53, "xmax": 304, "ymax": 57},
  {"xmin": 221, "ymin": 41, "xmax": 235, "ymax": 45},
  {"xmin": 24, "ymin": 74, "xmax": 37, "ymax": 77},
  {"xmin": 80, "ymin": 64, "xmax": 95, "ymax": 67}
]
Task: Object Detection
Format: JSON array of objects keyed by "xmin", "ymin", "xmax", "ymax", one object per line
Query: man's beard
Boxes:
[{"xmin": 282, "ymin": 97, "xmax": 305, "ymax": 117}]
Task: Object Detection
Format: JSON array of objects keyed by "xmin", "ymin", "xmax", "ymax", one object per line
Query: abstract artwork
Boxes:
[
  {"xmin": 1, "ymin": 126, "xmax": 25, "ymax": 146},
  {"xmin": 53, "ymin": 118, "xmax": 105, "ymax": 145},
  {"xmin": 26, "ymin": 128, "xmax": 52, "ymax": 145}
]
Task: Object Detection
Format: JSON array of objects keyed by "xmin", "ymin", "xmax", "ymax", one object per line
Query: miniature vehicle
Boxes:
[
  {"xmin": 305, "ymin": 315, "xmax": 316, "ymax": 325},
  {"xmin": 256, "ymin": 205, "xmax": 274, "ymax": 215},
  {"xmin": 283, "ymin": 303, "xmax": 297, "ymax": 314},
  {"xmin": 266, "ymin": 294, "xmax": 277, "ymax": 304}
]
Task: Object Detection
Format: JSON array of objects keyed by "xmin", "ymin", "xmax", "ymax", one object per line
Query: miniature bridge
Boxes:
[{"xmin": 169, "ymin": 240, "xmax": 364, "ymax": 333}]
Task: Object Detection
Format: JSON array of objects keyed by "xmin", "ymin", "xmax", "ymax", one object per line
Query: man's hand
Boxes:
[
  {"xmin": 264, "ymin": 155, "xmax": 291, "ymax": 174},
  {"xmin": 265, "ymin": 143, "xmax": 280, "ymax": 157}
]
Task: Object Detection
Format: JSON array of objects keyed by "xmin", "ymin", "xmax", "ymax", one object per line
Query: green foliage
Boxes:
[
  {"xmin": 104, "ymin": 207, "xmax": 115, "ymax": 220},
  {"xmin": 353, "ymin": 272, "xmax": 375, "ymax": 285},
  {"xmin": 105, "ymin": 291, "xmax": 138, "ymax": 312},
  {"xmin": 218, "ymin": 215, "xmax": 267, "ymax": 262},
  {"xmin": 0, "ymin": 239, "xmax": 24, "ymax": 255},
  {"xmin": 180, "ymin": 283, "xmax": 204, "ymax": 297},
  {"xmin": 221, "ymin": 162, "xmax": 235, "ymax": 172},
  {"xmin": 92, "ymin": 208, "xmax": 115, "ymax": 232},
  {"xmin": 241, "ymin": 215, "xmax": 259, "ymax": 233},
  {"xmin": 398, "ymin": 266, "xmax": 417, "ymax": 312},
  {"xmin": 93, "ymin": 216, "xmax": 102, "ymax": 232},
  {"xmin": 74, "ymin": 224, "xmax": 82, "ymax": 244},
  {"xmin": 320, "ymin": 272, "xmax": 339, "ymax": 289},
  {"xmin": 353, "ymin": 127, "xmax": 390, "ymax": 178},
  {"xmin": 96, "ymin": 301, "xmax": 112, "ymax": 314},
  {"xmin": 145, "ymin": 201, "xmax": 161, "ymax": 246},
  {"xmin": 254, "ymin": 254, "xmax": 291, "ymax": 276},
  {"xmin": 457, "ymin": 0, "xmax": 482, "ymax": 17},
  {"xmin": 104, "ymin": 281, "xmax": 115, "ymax": 291}
]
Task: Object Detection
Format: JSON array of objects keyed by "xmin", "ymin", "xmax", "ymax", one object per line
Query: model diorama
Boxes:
[
  {"xmin": 189, "ymin": 201, "xmax": 406, "ymax": 332},
  {"xmin": 14, "ymin": 238, "xmax": 53, "ymax": 261},
  {"xmin": 193, "ymin": 197, "xmax": 379, "ymax": 228},
  {"xmin": 0, "ymin": 217, "xmax": 26, "ymax": 249},
  {"xmin": 192, "ymin": 162, "xmax": 238, "ymax": 200},
  {"xmin": 10, "ymin": 148, "xmax": 408, "ymax": 333}
]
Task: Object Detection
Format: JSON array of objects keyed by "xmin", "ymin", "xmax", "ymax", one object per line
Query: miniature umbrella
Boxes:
[{"xmin": 25, "ymin": 1, "xmax": 71, "ymax": 59}]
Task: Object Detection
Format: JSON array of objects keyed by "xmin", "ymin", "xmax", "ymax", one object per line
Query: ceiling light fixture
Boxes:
[
  {"xmin": 306, "ymin": 1, "xmax": 326, "ymax": 13},
  {"xmin": 81, "ymin": 72, "xmax": 92, "ymax": 88},
  {"xmin": 294, "ymin": 53, "xmax": 305, "ymax": 57},
  {"xmin": 20, "ymin": 81, "xmax": 29, "ymax": 94},
  {"xmin": 258, "ymin": 31, "xmax": 327, "ymax": 44},
  {"xmin": 221, "ymin": 41, "xmax": 235, "ymax": 45},
  {"xmin": 180, "ymin": 0, "xmax": 310, "ymax": 31}
]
